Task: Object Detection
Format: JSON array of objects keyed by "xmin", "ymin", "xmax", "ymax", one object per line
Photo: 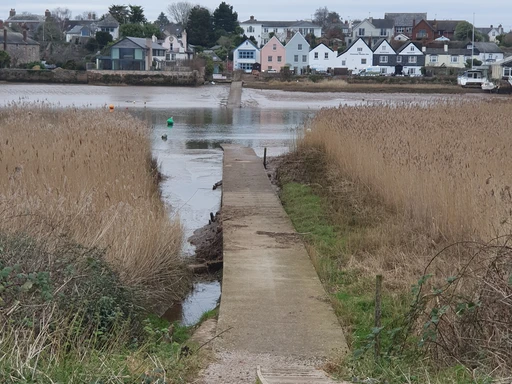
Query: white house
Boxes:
[
  {"xmin": 347, "ymin": 17, "xmax": 394, "ymax": 47},
  {"xmin": 473, "ymin": 42, "xmax": 504, "ymax": 64},
  {"xmin": 233, "ymin": 39, "xmax": 260, "ymax": 72},
  {"xmin": 95, "ymin": 15, "xmax": 120, "ymax": 40},
  {"xmin": 308, "ymin": 43, "xmax": 337, "ymax": 72},
  {"xmin": 65, "ymin": 25, "xmax": 93, "ymax": 43},
  {"xmin": 160, "ymin": 30, "xmax": 193, "ymax": 61},
  {"xmin": 477, "ymin": 25, "xmax": 504, "ymax": 43},
  {"xmin": 240, "ymin": 16, "xmax": 321, "ymax": 47},
  {"xmin": 337, "ymin": 38, "xmax": 373, "ymax": 73}
]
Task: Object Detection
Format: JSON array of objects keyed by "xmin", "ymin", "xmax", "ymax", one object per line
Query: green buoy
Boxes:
[{"xmin": 167, "ymin": 117, "xmax": 174, "ymax": 127}]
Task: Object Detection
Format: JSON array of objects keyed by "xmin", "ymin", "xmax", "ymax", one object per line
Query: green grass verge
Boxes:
[{"xmin": 280, "ymin": 182, "xmax": 491, "ymax": 384}]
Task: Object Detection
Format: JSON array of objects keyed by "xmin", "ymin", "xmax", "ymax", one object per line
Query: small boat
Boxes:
[{"xmin": 481, "ymin": 80, "xmax": 497, "ymax": 92}]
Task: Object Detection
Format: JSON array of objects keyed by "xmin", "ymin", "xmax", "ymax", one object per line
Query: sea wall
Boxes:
[{"xmin": 0, "ymin": 68, "xmax": 204, "ymax": 86}]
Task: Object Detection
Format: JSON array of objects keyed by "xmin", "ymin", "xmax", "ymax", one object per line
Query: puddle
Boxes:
[{"xmin": 161, "ymin": 281, "xmax": 221, "ymax": 326}]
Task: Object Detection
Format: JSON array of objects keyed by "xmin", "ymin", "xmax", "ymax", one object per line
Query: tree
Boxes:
[
  {"xmin": 156, "ymin": 12, "xmax": 170, "ymax": 30},
  {"xmin": 52, "ymin": 7, "xmax": 72, "ymax": 22},
  {"xmin": 454, "ymin": 21, "xmax": 484, "ymax": 42},
  {"xmin": 186, "ymin": 6, "xmax": 213, "ymax": 47},
  {"xmin": 167, "ymin": 1, "xmax": 194, "ymax": 26},
  {"xmin": 120, "ymin": 23, "xmax": 160, "ymax": 38},
  {"xmin": 0, "ymin": 51, "xmax": 11, "ymax": 68},
  {"xmin": 109, "ymin": 5, "xmax": 129, "ymax": 24},
  {"xmin": 314, "ymin": 6, "xmax": 329, "ymax": 29},
  {"xmin": 465, "ymin": 58, "xmax": 483, "ymax": 68},
  {"xmin": 129, "ymin": 5, "xmax": 147, "ymax": 24},
  {"xmin": 35, "ymin": 18, "xmax": 63, "ymax": 42},
  {"xmin": 213, "ymin": 2, "xmax": 238, "ymax": 34},
  {"xmin": 95, "ymin": 31, "xmax": 113, "ymax": 48},
  {"xmin": 496, "ymin": 32, "xmax": 512, "ymax": 47}
]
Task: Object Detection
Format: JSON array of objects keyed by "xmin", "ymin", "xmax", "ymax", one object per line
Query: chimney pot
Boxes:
[
  {"xmin": 9, "ymin": 9, "xmax": 16, "ymax": 18},
  {"xmin": 250, "ymin": 16, "xmax": 254, "ymax": 21},
  {"xmin": 490, "ymin": 24, "xmax": 493, "ymax": 28},
  {"xmin": 45, "ymin": 9, "xmax": 51, "ymax": 18}
]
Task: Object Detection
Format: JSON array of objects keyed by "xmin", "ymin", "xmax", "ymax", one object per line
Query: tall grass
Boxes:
[
  {"xmin": 304, "ymin": 100, "xmax": 512, "ymax": 242},
  {"xmin": 0, "ymin": 103, "xmax": 189, "ymax": 301},
  {"xmin": 294, "ymin": 100, "xmax": 512, "ymax": 375}
]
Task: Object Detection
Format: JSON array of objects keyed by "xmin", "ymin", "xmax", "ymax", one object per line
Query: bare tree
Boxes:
[
  {"xmin": 167, "ymin": 1, "xmax": 194, "ymax": 26},
  {"xmin": 52, "ymin": 7, "xmax": 72, "ymax": 21}
]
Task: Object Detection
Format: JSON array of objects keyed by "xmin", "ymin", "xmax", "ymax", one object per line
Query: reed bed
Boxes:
[
  {"xmin": 0, "ymin": 103, "xmax": 189, "ymax": 302},
  {"xmin": 298, "ymin": 99, "xmax": 512, "ymax": 373}
]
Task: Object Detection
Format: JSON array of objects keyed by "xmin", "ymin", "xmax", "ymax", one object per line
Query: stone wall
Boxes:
[{"xmin": 0, "ymin": 68, "xmax": 205, "ymax": 86}]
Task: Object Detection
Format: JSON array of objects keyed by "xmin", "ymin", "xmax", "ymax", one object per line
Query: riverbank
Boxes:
[
  {"xmin": 275, "ymin": 100, "xmax": 512, "ymax": 382},
  {"xmin": 242, "ymin": 76, "xmax": 477, "ymax": 94},
  {"xmin": 0, "ymin": 68, "xmax": 204, "ymax": 86}
]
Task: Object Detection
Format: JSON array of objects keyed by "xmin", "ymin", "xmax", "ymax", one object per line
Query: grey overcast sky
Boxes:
[{"xmin": 1, "ymin": 1, "xmax": 510, "ymax": 31}]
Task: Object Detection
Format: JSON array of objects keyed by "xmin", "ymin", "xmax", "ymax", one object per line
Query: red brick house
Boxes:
[{"xmin": 412, "ymin": 19, "xmax": 464, "ymax": 42}]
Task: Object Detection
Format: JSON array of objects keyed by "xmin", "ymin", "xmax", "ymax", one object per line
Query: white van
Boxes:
[{"xmin": 357, "ymin": 66, "xmax": 383, "ymax": 76}]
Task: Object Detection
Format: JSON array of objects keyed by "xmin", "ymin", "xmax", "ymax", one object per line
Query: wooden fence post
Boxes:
[
  {"xmin": 263, "ymin": 147, "xmax": 267, "ymax": 169},
  {"xmin": 375, "ymin": 274, "xmax": 383, "ymax": 361}
]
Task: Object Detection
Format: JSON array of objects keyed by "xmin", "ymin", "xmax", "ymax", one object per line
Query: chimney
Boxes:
[
  {"xmin": 422, "ymin": 46, "xmax": 426, "ymax": 52},
  {"xmin": 490, "ymin": 24, "xmax": 493, "ymax": 28},
  {"xmin": 23, "ymin": 28, "xmax": 27, "ymax": 42},
  {"xmin": 369, "ymin": 17, "xmax": 373, "ymax": 23},
  {"xmin": 250, "ymin": 16, "xmax": 254, "ymax": 21},
  {"xmin": 444, "ymin": 44, "xmax": 448, "ymax": 52},
  {"xmin": 146, "ymin": 38, "xmax": 153, "ymax": 71},
  {"xmin": 9, "ymin": 9, "xmax": 16, "ymax": 18},
  {"xmin": 88, "ymin": 12, "xmax": 92, "ymax": 20},
  {"xmin": 92, "ymin": 13, "xmax": 97, "ymax": 20},
  {"xmin": 45, "ymin": 9, "xmax": 51, "ymax": 18},
  {"xmin": 413, "ymin": 19, "xmax": 416, "ymax": 27},
  {"xmin": 0, "ymin": 20, "xmax": 3, "ymax": 29}
]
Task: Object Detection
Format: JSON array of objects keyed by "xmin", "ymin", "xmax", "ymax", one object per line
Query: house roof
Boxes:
[
  {"xmin": 474, "ymin": 42, "xmax": 503, "ymax": 53},
  {"xmin": 428, "ymin": 20, "xmax": 464, "ymax": 32},
  {"xmin": 120, "ymin": 37, "xmax": 164, "ymax": 50},
  {"xmin": 371, "ymin": 18, "xmax": 394, "ymax": 29},
  {"xmin": 477, "ymin": 27, "xmax": 492, "ymax": 34},
  {"xmin": 339, "ymin": 37, "xmax": 371, "ymax": 55},
  {"xmin": 7, "ymin": 14, "xmax": 44, "ymax": 22},
  {"xmin": 262, "ymin": 36, "xmax": 284, "ymax": 49},
  {"xmin": 96, "ymin": 14, "xmax": 119, "ymax": 28},
  {"xmin": 235, "ymin": 39, "xmax": 259, "ymax": 51},
  {"xmin": 66, "ymin": 25, "xmax": 86, "ymax": 34},
  {"xmin": 241, "ymin": 19, "xmax": 320, "ymax": 29},
  {"xmin": 286, "ymin": 31, "xmax": 309, "ymax": 45},
  {"xmin": 310, "ymin": 42, "xmax": 333, "ymax": 52},
  {"xmin": 0, "ymin": 29, "xmax": 39, "ymax": 45},
  {"xmin": 372, "ymin": 38, "xmax": 396, "ymax": 53},
  {"xmin": 163, "ymin": 23, "xmax": 183, "ymax": 37},
  {"xmin": 385, "ymin": 13, "xmax": 427, "ymax": 27},
  {"xmin": 397, "ymin": 41, "xmax": 422, "ymax": 53}
]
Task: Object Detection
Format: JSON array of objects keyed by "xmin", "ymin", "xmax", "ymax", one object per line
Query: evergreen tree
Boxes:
[
  {"xmin": 213, "ymin": 2, "xmax": 238, "ymax": 34},
  {"xmin": 109, "ymin": 5, "xmax": 129, "ymax": 24},
  {"xmin": 186, "ymin": 6, "xmax": 213, "ymax": 47},
  {"xmin": 129, "ymin": 5, "xmax": 147, "ymax": 24},
  {"xmin": 156, "ymin": 12, "xmax": 170, "ymax": 30}
]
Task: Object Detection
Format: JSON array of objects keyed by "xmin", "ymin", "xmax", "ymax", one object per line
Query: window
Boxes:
[
  {"xmin": 380, "ymin": 68, "xmax": 386, "ymax": 74},
  {"xmin": 268, "ymin": 66, "xmax": 272, "ymax": 70},
  {"xmin": 238, "ymin": 63, "xmax": 253, "ymax": 71},
  {"xmin": 273, "ymin": 28, "xmax": 278, "ymax": 33},
  {"xmin": 272, "ymin": 44, "xmax": 276, "ymax": 51},
  {"xmin": 247, "ymin": 26, "xmax": 254, "ymax": 33},
  {"xmin": 379, "ymin": 56, "xmax": 388, "ymax": 63},
  {"xmin": 430, "ymin": 55, "xmax": 438, "ymax": 63},
  {"xmin": 309, "ymin": 28, "xmax": 314, "ymax": 34},
  {"xmin": 298, "ymin": 43, "xmax": 302, "ymax": 50},
  {"xmin": 504, "ymin": 68, "xmax": 511, "ymax": 77},
  {"xmin": 324, "ymin": 52, "xmax": 329, "ymax": 59},
  {"xmin": 361, "ymin": 58, "xmax": 367, "ymax": 64},
  {"xmin": 302, "ymin": 55, "xmax": 307, "ymax": 62},
  {"xmin": 314, "ymin": 52, "xmax": 318, "ymax": 59},
  {"xmin": 268, "ymin": 56, "xmax": 272, "ymax": 62},
  {"xmin": 408, "ymin": 56, "xmax": 417, "ymax": 63},
  {"xmin": 277, "ymin": 56, "xmax": 282, "ymax": 62},
  {"xmin": 397, "ymin": 56, "xmax": 402, "ymax": 63},
  {"xmin": 408, "ymin": 68, "xmax": 416, "ymax": 75},
  {"xmin": 450, "ymin": 55, "xmax": 458, "ymax": 63},
  {"xmin": 410, "ymin": 46, "xmax": 415, "ymax": 51},
  {"xmin": 263, "ymin": 28, "xmax": 268, "ymax": 33},
  {"xmin": 294, "ymin": 55, "xmax": 299, "ymax": 62},
  {"xmin": 342, "ymin": 60, "xmax": 346, "ymax": 66},
  {"xmin": 357, "ymin": 47, "xmax": 362, "ymax": 52},
  {"xmin": 358, "ymin": 28, "xmax": 365, "ymax": 36},
  {"xmin": 382, "ymin": 45, "xmax": 386, "ymax": 51},
  {"xmin": 238, "ymin": 50, "xmax": 254, "ymax": 59},
  {"xmin": 417, "ymin": 29, "xmax": 427, "ymax": 38},
  {"xmin": 396, "ymin": 27, "xmax": 404, "ymax": 33},
  {"xmin": 380, "ymin": 28, "xmax": 387, "ymax": 36},
  {"xmin": 492, "ymin": 31, "xmax": 496, "ymax": 36},
  {"xmin": 406, "ymin": 27, "xmax": 412, "ymax": 33}
]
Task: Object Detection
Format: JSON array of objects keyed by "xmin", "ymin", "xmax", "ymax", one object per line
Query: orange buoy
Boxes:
[{"xmin": 109, "ymin": 104, "xmax": 114, "ymax": 112}]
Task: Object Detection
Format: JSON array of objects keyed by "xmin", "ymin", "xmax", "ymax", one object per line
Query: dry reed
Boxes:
[
  {"xmin": 299, "ymin": 99, "xmax": 512, "ymax": 373},
  {"xmin": 0, "ymin": 103, "xmax": 189, "ymax": 302}
]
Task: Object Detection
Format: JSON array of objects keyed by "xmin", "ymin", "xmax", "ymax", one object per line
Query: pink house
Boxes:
[{"xmin": 260, "ymin": 36, "xmax": 286, "ymax": 72}]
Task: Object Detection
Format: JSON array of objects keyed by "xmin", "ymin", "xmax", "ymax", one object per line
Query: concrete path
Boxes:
[
  {"xmin": 216, "ymin": 144, "xmax": 347, "ymax": 358},
  {"xmin": 227, "ymin": 81, "xmax": 242, "ymax": 108}
]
